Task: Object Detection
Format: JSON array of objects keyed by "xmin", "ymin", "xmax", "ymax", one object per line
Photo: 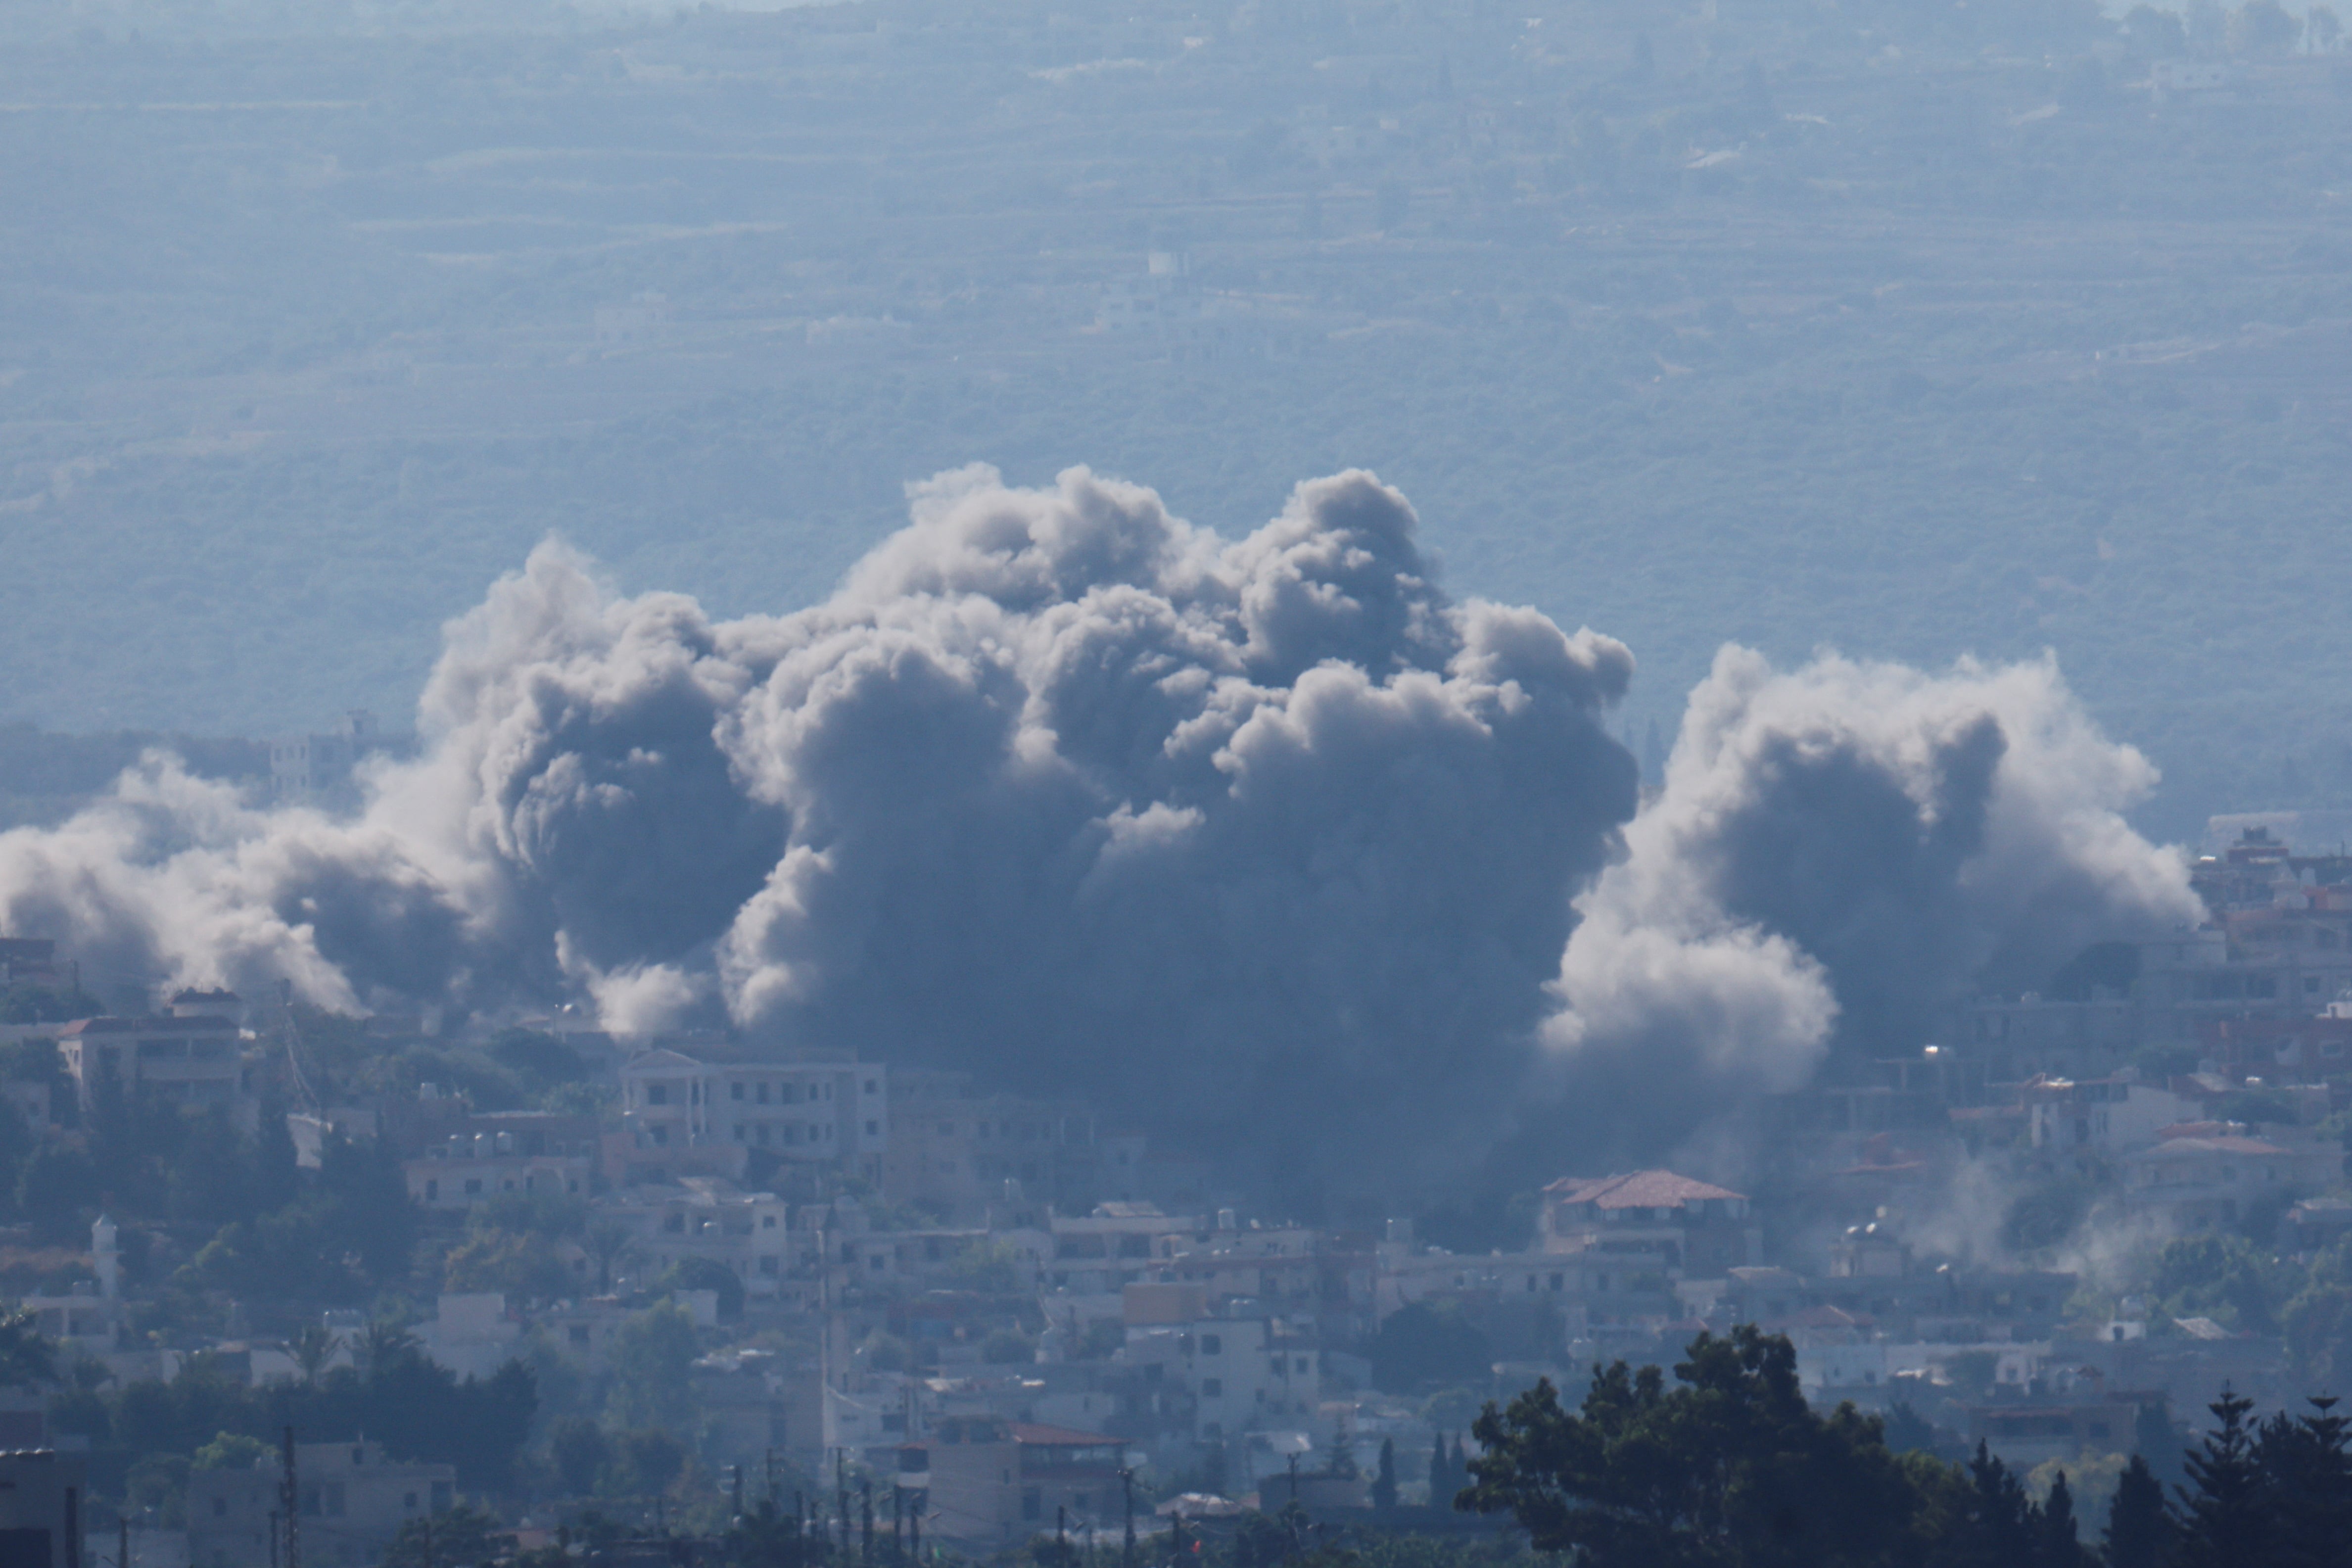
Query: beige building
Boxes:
[
  {"xmin": 899, "ymin": 1418, "xmax": 1127, "ymax": 1549},
  {"xmin": 188, "ymin": 1442, "xmax": 453, "ymax": 1568},
  {"xmin": 56, "ymin": 1012, "xmax": 253, "ymax": 1125},
  {"xmin": 1539, "ymin": 1170, "xmax": 1761, "ymax": 1278},
  {"xmin": 617, "ymin": 1049, "xmax": 885, "ymax": 1184}
]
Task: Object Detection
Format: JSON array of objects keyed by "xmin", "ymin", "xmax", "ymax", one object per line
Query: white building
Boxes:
[{"xmin": 618, "ymin": 1049, "xmax": 886, "ymax": 1182}]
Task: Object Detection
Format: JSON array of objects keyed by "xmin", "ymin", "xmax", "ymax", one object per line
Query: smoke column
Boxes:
[{"xmin": 0, "ymin": 467, "xmax": 2199, "ymax": 1195}]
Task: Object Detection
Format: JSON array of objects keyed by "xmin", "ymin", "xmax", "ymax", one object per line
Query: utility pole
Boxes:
[
  {"xmin": 836, "ymin": 1454, "xmax": 849, "ymax": 1554},
  {"xmin": 859, "ymin": 1478, "xmax": 873, "ymax": 1563},
  {"xmin": 766, "ymin": 1450, "xmax": 778, "ymax": 1512},
  {"xmin": 1119, "ymin": 1468, "xmax": 1135, "ymax": 1568},
  {"xmin": 891, "ymin": 1486, "xmax": 902, "ymax": 1562},
  {"xmin": 118, "ymin": 1513, "xmax": 128, "ymax": 1568},
  {"xmin": 1056, "ymin": 1505, "xmax": 1067, "ymax": 1562},
  {"xmin": 280, "ymin": 1427, "xmax": 300, "ymax": 1568}
]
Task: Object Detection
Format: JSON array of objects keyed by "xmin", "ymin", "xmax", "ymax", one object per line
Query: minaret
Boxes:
[{"xmin": 93, "ymin": 1212, "xmax": 119, "ymax": 1299}]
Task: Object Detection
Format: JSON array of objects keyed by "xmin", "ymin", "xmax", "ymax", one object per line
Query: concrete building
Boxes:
[
  {"xmin": 1120, "ymin": 1315, "xmax": 1324, "ymax": 1441},
  {"xmin": 597, "ymin": 1177, "xmax": 796, "ymax": 1295},
  {"xmin": 617, "ymin": 1050, "xmax": 885, "ymax": 1185},
  {"xmin": 2118, "ymin": 1132, "xmax": 2341, "ymax": 1231},
  {"xmin": 403, "ymin": 1122, "xmax": 592, "ymax": 1210},
  {"xmin": 1538, "ymin": 1171, "xmax": 1761, "ymax": 1277},
  {"xmin": 54, "ymin": 1014, "xmax": 251, "ymax": 1126},
  {"xmin": 268, "ymin": 712, "xmax": 396, "ymax": 806},
  {"xmin": 2022, "ymin": 1073, "xmax": 2204, "ymax": 1153},
  {"xmin": 0, "ymin": 1450, "xmax": 88, "ymax": 1568},
  {"xmin": 898, "ymin": 1418, "xmax": 1127, "ymax": 1549},
  {"xmin": 188, "ymin": 1442, "xmax": 452, "ymax": 1568}
]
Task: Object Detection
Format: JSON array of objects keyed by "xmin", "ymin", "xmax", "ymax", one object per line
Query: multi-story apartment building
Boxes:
[
  {"xmin": 55, "ymin": 1009, "xmax": 254, "ymax": 1127},
  {"xmin": 1539, "ymin": 1170, "xmax": 1761, "ymax": 1278},
  {"xmin": 617, "ymin": 1048, "xmax": 885, "ymax": 1185}
]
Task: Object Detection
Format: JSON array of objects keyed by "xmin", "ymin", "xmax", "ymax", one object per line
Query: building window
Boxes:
[
  {"xmin": 732, "ymin": 1083, "xmax": 746, "ymax": 1100},
  {"xmin": 465, "ymin": 1179, "xmax": 482, "ymax": 1196},
  {"xmin": 648, "ymin": 1085, "xmax": 667, "ymax": 1106},
  {"xmin": 1201, "ymin": 1334, "xmax": 1221, "ymax": 1355},
  {"xmin": 866, "ymin": 1120, "xmax": 880, "ymax": 1137},
  {"xmin": 1202, "ymin": 1378, "xmax": 1222, "ymax": 1397},
  {"xmin": 758, "ymin": 1083, "xmax": 771, "ymax": 1104},
  {"xmin": 425, "ymin": 1180, "xmax": 438, "ymax": 1202}
]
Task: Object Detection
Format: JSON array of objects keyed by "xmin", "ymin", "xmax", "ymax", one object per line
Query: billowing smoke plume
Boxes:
[
  {"xmin": 1546, "ymin": 646, "xmax": 2202, "ymax": 1154},
  {"xmin": 0, "ymin": 468, "xmax": 1640, "ymax": 1192},
  {"xmin": 0, "ymin": 469, "xmax": 2203, "ymax": 1196}
]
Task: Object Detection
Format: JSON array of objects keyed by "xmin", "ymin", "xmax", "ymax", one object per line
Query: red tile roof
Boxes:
[{"xmin": 1543, "ymin": 1170, "xmax": 1746, "ymax": 1207}]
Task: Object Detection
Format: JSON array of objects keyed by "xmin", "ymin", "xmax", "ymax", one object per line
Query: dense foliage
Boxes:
[
  {"xmin": 48, "ymin": 1335, "xmax": 536, "ymax": 1493},
  {"xmin": 1461, "ymin": 1330, "xmax": 2352, "ymax": 1568}
]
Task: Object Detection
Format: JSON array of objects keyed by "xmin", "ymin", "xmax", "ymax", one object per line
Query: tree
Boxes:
[
  {"xmin": 292, "ymin": 1324, "xmax": 340, "ymax": 1384},
  {"xmin": 2037, "ymin": 1471, "xmax": 2089, "ymax": 1568},
  {"xmin": 2255, "ymin": 1396, "xmax": 2352, "ymax": 1568},
  {"xmin": 1941, "ymin": 1442, "xmax": 2040, "ymax": 1568},
  {"xmin": 2102, "ymin": 1454, "xmax": 2172, "ymax": 1568},
  {"xmin": 1368, "ymin": 1303, "xmax": 1492, "ymax": 1394},
  {"xmin": 192, "ymin": 1431, "xmax": 270, "ymax": 1471},
  {"xmin": 380, "ymin": 1502, "xmax": 507, "ymax": 1568},
  {"xmin": 1321, "ymin": 1428, "xmax": 1358, "ymax": 1481},
  {"xmin": 445, "ymin": 1229, "xmax": 574, "ymax": 1304},
  {"xmin": 316, "ymin": 1133, "xmax": 417, "ymax": 1280},
  {"xmin": 16, "ymin": 1142, "xmax": 96, "ymax": 1244},
  {"xmin": 1370, "ymin": 1437, "xmax": 1397, "ymax": 1508},
  {"xmin": 614, "ymin": 1427, "xmax": 687, "ymax": 1496},
  {"xmin": 585, "ymin": 1219, "xmax": 634, "ymax": 1294},
  {"xmin": 659, "ymin": 1255, "xmax": 747, "ymax": 1322},
  {"xmin": 609, "ymin": 1301, "xmax": 699, "ymax": 1433},
  {"xmin": 1461, "ymin": 1327, "xmax": 1942, "ymax": 1567},
  {"xmin": 2174, "ymin": 1390, "xmax": 2269, "ymax": 1568},
  {"xmin": 549, "ymin": 1414, "xmax": 609, "ymax": 1497},
  {"xmin": 0, "ymin": 1308, "xmax": 56, "ymax": 1389},
  {"xmin": 1426, "ymin": 1431, "xmax": 1454, "ymax": 1507}
]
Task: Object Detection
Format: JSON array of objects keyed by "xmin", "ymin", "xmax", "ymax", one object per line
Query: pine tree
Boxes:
[
  {"xmin": 1949, "ymin": 1442, "xmax": 2040, "ymax": 1568},
  {"xmin": 1370, "ymin": 1437, "xmax": 1397, "ymax": 1509},
  {"xmin": 2256, "ymin": 1395, "xmax": 2352, "ymax": 1568},
  {"xmin": 2103, "ymin": 1454, "xmax": 2173, "ymax": 1568},
  {"xmin": 2038, "ymin": 1471, "xmax": 2089, "ymax": 1568},
  {"xmin": 1427, "ymin": 1431, "xmax": 1454, "ymax": 1507},
  {"xmin": 2174, "ymin": 1389, "xmax": 2270, "ymax": 1568}
]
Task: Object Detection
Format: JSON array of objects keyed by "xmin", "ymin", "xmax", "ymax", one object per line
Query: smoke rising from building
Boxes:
[
  {"xmin": 0, "ymin": 468, "xmax": 2201, "ymax": 1195},
  {"xmin": 1547, "ymin": 646, "xmax": 2203, "ymax": 1157}
]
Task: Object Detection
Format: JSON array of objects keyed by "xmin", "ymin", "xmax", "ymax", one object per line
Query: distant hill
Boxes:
[{"xmin": 0, "ymin": 0, "xmax": 2345, "ymax": 840}]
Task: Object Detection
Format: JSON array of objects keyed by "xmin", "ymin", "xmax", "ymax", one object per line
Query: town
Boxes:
[{"xmin": 0, "ymin": 813, "xmax": 2346, "ymax": 1564}]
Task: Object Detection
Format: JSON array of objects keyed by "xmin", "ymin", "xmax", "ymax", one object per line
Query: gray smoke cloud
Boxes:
[
  {"xmin": 1547, "ymin": 645, "xmax": 2202, "ymax": 1153},
  {"xmin": 0, "ymin": 470, "xmax": 2203, "ymax": 1197}
]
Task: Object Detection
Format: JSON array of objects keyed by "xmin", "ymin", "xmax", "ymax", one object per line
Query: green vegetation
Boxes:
[{"xmin": 1463, "ymin": 1329, "xmax": 2352, "ymax": 1568}]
